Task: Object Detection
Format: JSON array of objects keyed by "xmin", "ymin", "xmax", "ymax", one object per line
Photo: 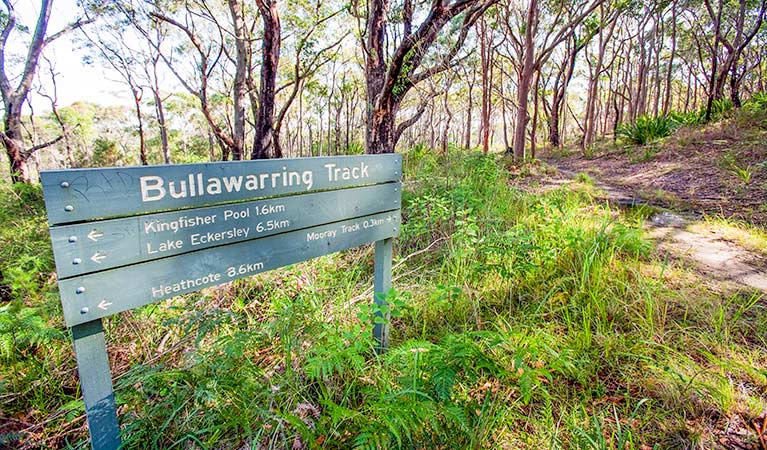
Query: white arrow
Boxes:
[
  {"xmin": 88, "ymin": 230, "xmax": 104, "ymax": 242},
  {"xmin": 97, "ymin": 300, "xmax": 112, "ymax": 310},
  {"xmin": 91, "ymin": 252, "xmax": 107, "ymax": 263}
]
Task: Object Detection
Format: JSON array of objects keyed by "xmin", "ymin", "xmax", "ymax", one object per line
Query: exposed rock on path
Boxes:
[{"xmin": 540, "ymin": 164, "xmax": 767, "ymax": 292}]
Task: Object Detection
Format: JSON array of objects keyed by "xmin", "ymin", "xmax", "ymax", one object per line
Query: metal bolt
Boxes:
[
  {"xmin": 68, "ymin": 236, "xmax": 78, "ymax": 243},
  {"xmin": 72, "ymin": 258, "xmax": 82, "ymax": 265},
  {"xmin": 64, "ymin": 205, "xmax": 74, "ymax": 212},
  {"xmin": 80, "ymin": 307, "xmax": 89, "ymax": 315},
  {"xmin": 76, "ymin": 287, "xmax": 86, "ymax": 294},
  {"xmin": 60, "ymin": 181, "xmax": 70, "ymax": 188}
]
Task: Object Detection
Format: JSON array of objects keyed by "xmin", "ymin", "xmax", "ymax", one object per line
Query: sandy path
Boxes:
[{"xmin": 547, "ymin": 167, "xmax": 767, "ymax": 292}]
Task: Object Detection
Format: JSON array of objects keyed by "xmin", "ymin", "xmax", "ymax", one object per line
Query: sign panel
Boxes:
[
  {"xmin": 42, "ymin": 154, "xmax": 401, "ymax": 224},
  {"xmin": 43, "ymin": 155, "xmax": 403, "ymax": 450},
  {"xmin": 57, "ymin": 211, "xmax": 400, "ymax": 327},
  {"xmin": 50, "ymin": 183, "xmax": 400, "ymax": 279}
]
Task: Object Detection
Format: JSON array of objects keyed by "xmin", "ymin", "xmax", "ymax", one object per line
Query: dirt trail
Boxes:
[{"xmin": 548, "ymin": 166, "xmax": 767, "ymax": 292}]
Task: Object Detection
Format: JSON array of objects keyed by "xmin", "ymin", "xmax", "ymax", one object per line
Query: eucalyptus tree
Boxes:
[
  {"xmin": 0, "ymin": 0, "xmax": 92, "ymax": 182},
  {"xmin": 500, "ymin": 0, "xmax": 604, "ymax": 160},
  {"xmin": 252, "ymin": 0, "xmax": 280, "ymax": 159},
  {"xmin": 581, "ymin": 1, "xmax": 624, "ymax": 150},
  {"xmin": 146, "ymin": 0, "xmax": 245, "ymax": 160},
  {"xmin": 80, "ymin": 6, "xmax": 155, "ymax": 165},
  {"xmin": 358, "ymin": 0, "xmax": 497, "ymax": 155},
  {"xmin": 702, "ymin": 0, "xmax": 766, "ymax": 115},
  {"xmin": 543, "ymin": 22, "xmax": 595, "ymax": 148},
  {"xmin": 258, "ymin": 0, "xmax": 348, "ymax": 158}
]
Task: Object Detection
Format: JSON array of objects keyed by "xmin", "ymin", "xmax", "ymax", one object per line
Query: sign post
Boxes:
[
  {"xmin": 373, "ymin": 238, "xmax": 393, "ymax": 352},
  {"xmin": 41, "ymin": 155, "xmax": 401, "ymax": 449}
]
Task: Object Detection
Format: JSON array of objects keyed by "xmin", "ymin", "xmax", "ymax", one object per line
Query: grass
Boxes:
[{"xmin": 1, "ymin": 150, "xmax": 766, "ymax": 449}]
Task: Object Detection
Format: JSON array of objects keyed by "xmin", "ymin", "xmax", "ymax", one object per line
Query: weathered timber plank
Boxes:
[
  {"xmin": 50, "ymin": 183, "xmax": 401, "ymax": 279},
  {"xmin": 42, "ymin": 154, "xmax": 401, "ymax": 225},
  {"xmin": 58, "ymin": 211, "xmax": 401, "ymax": 327}
]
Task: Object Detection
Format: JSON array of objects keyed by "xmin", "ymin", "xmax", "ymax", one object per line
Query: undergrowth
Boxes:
[{"xmin": 0, "ymin": 151, "xmax": 765, "ymax": 449}]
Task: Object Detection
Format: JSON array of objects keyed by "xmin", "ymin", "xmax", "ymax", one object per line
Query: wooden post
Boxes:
[
  {"xmin": 71, "ymin": 319, "xmax": 121, "ymax": 450},
  {"xmin": 373, "ymin": 238, "xmax": 393, "ymax": 352}
]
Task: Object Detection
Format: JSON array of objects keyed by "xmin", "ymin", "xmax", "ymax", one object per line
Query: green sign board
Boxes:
[{"xmin": 42, "ymin": 154, "xmax": 401, "ymax": 450}]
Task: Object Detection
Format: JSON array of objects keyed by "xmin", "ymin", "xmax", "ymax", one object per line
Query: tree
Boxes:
[
  {"xmin": 361, "ymin": 0, "xmax": 496, "ymax": 155},
  {"xmin": 271, "ymin": 1, "xmax": 347, "ymax": 157},
  {"xmin": 0, "ymin": 0, "xmax": 91, "ymax": 182},
  {"xmin": 149, "ymin": 2, "xmax": 241, "ymax": 160},
  {"xmin": 543, "ymin": 27, "xmax": 592, "ymax": 148},
  {"xmin": 252, "ymin": 0, "xmax": 281, "ymax": 159},
  {"xmin": 501, "ymin": 0, "xmax": 603, "ymax": 160},
  {"xmin": 80, "ymin": 17, "xmax": 150, "ymax": 165},
  {"xmin": 581, "ymin": 1, "xmax": 621, "ymax": 150},
  {"xmin": 703, "ymin": 0, "xmax": 766, "ymax": 116}
]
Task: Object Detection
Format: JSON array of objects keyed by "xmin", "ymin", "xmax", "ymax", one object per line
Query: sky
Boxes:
[{"xmin": 10, "ymin": 0, "xmax": 132, "ymax": 112}]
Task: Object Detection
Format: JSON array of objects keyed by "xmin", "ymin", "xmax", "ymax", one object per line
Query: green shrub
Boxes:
[
  {"xmin": 744, "ymin": 92, "xmax": 767, "ymax": 111},
  {"xmin": 616, "ymin": 115, "xmax": 680, "ymax": 145}
]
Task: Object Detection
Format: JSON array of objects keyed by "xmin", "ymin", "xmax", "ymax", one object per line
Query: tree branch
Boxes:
[
  {"xmin": 0, "ymin": 0, "xmax": 16, "ymax": 98},
  {"xmin": 23, "ymin": 135, "xmax": 63, "ymax": 157}
]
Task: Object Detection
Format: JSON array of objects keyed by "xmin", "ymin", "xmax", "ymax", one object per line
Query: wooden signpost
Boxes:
[{"xmin": 41, "ymin": 154, "xmax": 402, "ymax": 449}]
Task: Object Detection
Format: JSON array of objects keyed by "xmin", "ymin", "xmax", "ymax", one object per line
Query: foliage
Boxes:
[
  {"xmin": 1, "ymin": 150, "xmax": 765, "ymax": 449},
  {"xmin": 616, "ymin": 115, "xmax": 680, "ymax": 145}
]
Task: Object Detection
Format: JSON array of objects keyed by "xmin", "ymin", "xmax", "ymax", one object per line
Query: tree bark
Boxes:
[
  {"xmin": 1, "ymin": 0, "xmax": 90, "ymax": 182},
  {"xmin": 510, "ymin": 0, "xmax": 537, "ymax": 160},
  {"xmin": 479, "ymin": 17, "xmax": 492, "ymax": 154},
  {"xmin": 252, "ymin": 0, "xmax": 282, "ymax": 159},
  {"xmin": 228, "ymin": 0, "xmax": 250, "ymax": 160},
  {"xmin": 364, "ymin": 0, "xmax": 495, "ymax": 154}
]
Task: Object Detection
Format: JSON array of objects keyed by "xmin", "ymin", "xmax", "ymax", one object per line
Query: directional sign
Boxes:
[
  {"xmin": 42, "ymin": 154, "xmax": 401, "ymax": 225},
  {"xmin": 42, "ymin": 154, "xmax": 403, "ymax": 450},
  {"xmin": 50, "ymin": 183, "xmax": 401, "ymax": 279},
  {"xmin": 57, "ymin": 211, "xmax": 401, "ymax": 327}
]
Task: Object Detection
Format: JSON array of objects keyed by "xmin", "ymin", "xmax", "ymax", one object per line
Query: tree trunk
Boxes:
[
  {"xmin": 131, "ymin": 88, "xmax": 148, "ymax": 165},
  {"xmin": 530, "ymin": 70, "xmax": 540, "ymax": 159},
  {"xmin": 464, "ymin": 70, "xmax": 474, "ymax": 150},
  {"xmin": 511, "ymin": 0, "xmax": 537, "ymax": 160},
  {"xmin": 479, "ymin": 18, "xmax": 492, "ymax": 154},
  {"xmin": 229, "ymin": 0, "xmax": 249, "ymax": 160},
  {"xmin": 2, "ymin": 110, "xmax": 30, "ymax": 183},
  {"xmin": 548, "ymin": 33, "xmax": 584, "ymax": 148},
  {"xmin": 1, "ymin": 0, "xmax": 71, "ymax": 182},
  {"xmin": 364, "ymin": 0, "xmax": 494, "ymax": 154},
  {"xmin": 663, "ymin": 1, "xmax": 677, "ymax": 115},
  {"xmin": 252, "ymin": 0, "xmax": 282, "ymax": 159}
]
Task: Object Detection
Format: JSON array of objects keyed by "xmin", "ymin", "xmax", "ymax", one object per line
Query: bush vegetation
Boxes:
[
  {"xmin": 0, "ymin": 150, "xmax": 765, "ymax": 449},
  {"xmin": 616, "ymin": 97, "xmax": 748, "ymax": 145}
]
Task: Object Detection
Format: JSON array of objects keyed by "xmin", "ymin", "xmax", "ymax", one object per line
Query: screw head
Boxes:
[
  {"xmin": 60, "ymin": 181, "xmax": 70, "ymax": 188},
  {"xmin": 64, "ymin": 205, "xmax": 74, "ymax": 212},
  {"xmin": 72, "ymin": 258, "xmax": 82, "ymax": 265},
  {"xmin": 76, "ymin": 287, "xmax": 86, "ymax": 294}
]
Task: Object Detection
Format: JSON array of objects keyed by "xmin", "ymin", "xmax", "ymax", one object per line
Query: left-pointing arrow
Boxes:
[
  {"xmin": 97, "ymin": 300, "xmax": 112, "ymax": 310},
  {"xmin": 87, "ymin": 230, "xmax": 104, "ymax": 242},
  {"xmin": 91, "ymin": 252, "xmax": 107, "ymax": 263}
]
